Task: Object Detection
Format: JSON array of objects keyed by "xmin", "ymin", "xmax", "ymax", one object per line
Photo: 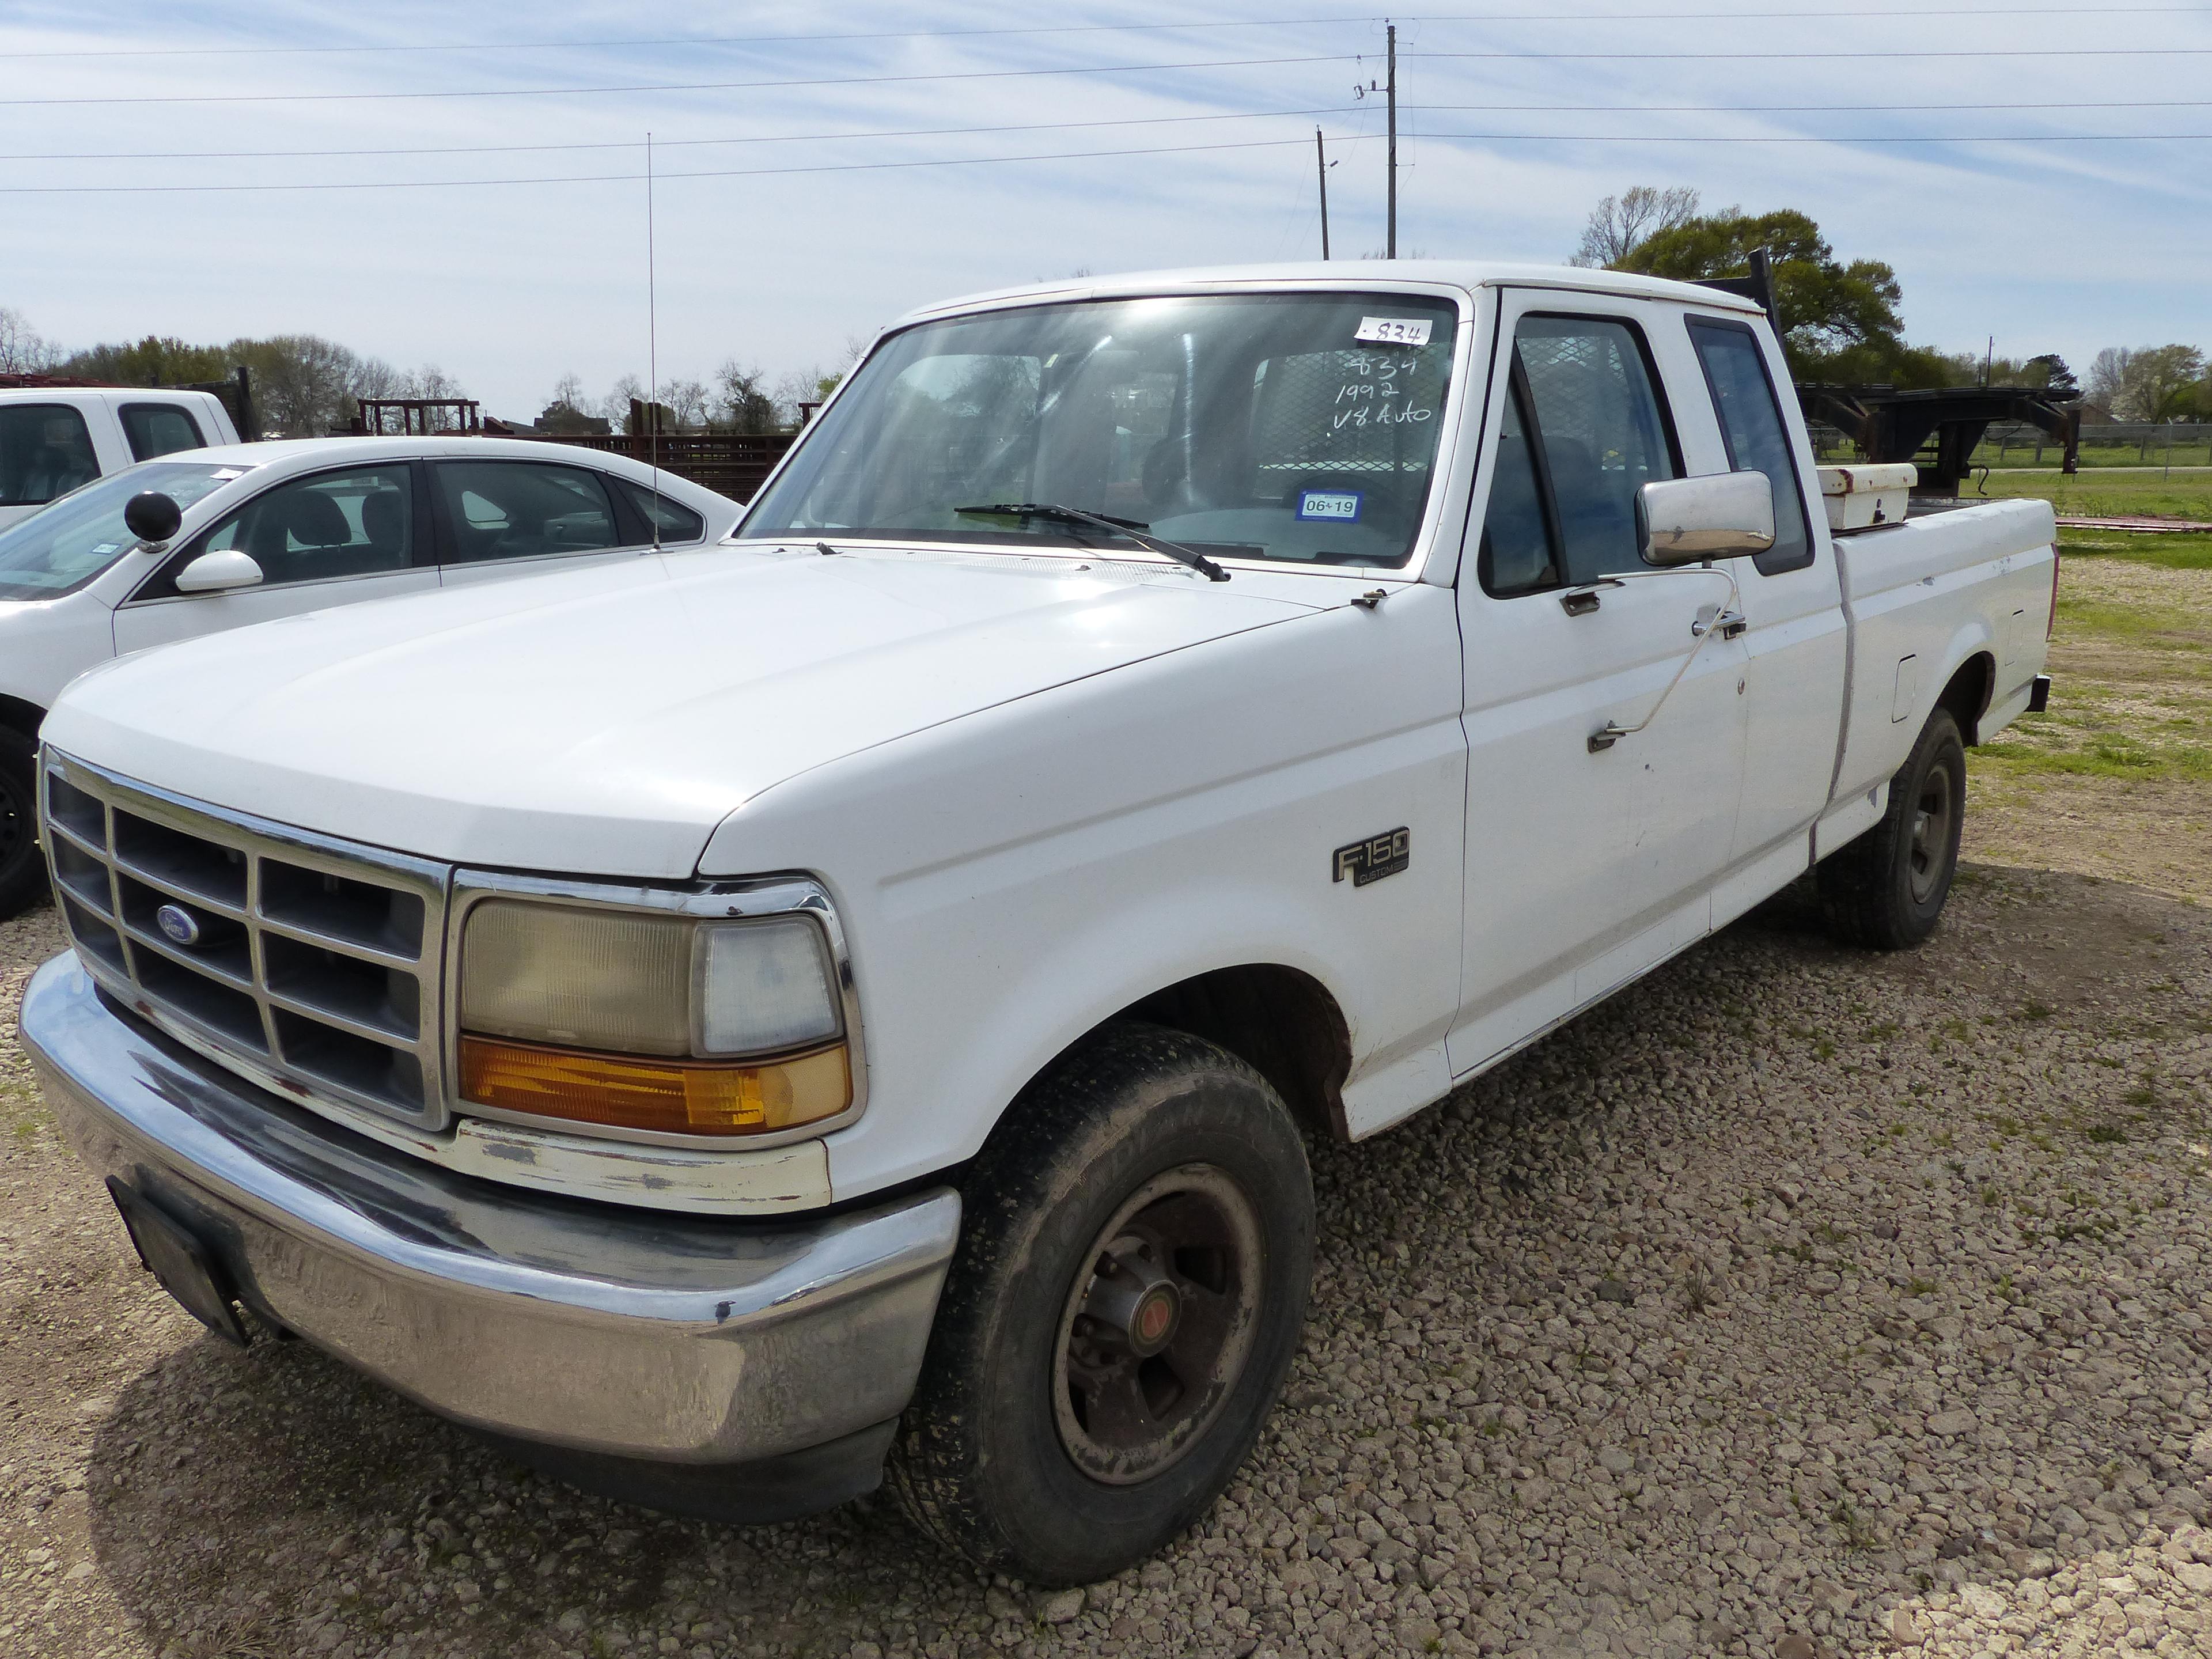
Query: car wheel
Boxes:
[
  {"xmin": 0, "ymin": 729, "xmax": 47, "ymax": 922},
  {"xmin": 887, "ymin": 1022, "xmax": 1313, "ymax": 1585},
  {"xmin": 1818, "ymin": 707, "xmax": 1967, "ymax": 950}
]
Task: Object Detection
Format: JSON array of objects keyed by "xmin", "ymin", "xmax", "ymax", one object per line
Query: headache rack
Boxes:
[{"xmin": 39, "ymin": 752, "xmax": 453, "ymax": 1130}]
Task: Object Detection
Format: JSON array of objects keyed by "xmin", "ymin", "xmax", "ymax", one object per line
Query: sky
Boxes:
[{"xmin": 2, "ymin": 1, "xmax": 2208, "ymax": 418}]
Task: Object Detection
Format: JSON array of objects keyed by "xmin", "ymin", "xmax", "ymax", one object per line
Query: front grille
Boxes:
[{"xmin": 41, "ymin": 751, "xmax": 451, "ymax": 1129}]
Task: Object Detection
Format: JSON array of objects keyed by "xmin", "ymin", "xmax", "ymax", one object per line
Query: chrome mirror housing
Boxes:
[{"xmin": 1638, "ymin": 472, "xmax": 1777, "ymax": 567}]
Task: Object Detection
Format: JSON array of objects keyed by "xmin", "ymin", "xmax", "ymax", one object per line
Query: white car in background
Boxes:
[
  {"xmin": 0, "ymin": 386, "xmax": 243, "ymax": 533},
  {"xmin": 0, "ymin": 435, "xmax": 743, "ymax": 917}
]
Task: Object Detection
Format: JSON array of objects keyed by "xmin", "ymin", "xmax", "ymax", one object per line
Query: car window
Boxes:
[
  {"xmin": 1688, "ymin": 319, "xmax": 1813, "ymax": 575},
  {"xmin": 435, "ymin": 461, "xmax": 622, "ymax": 564},
  {"xmin": 146, "ymin": 466, "xmax": 415, "ymax": 598},
  {"xmin": 0, "ymin": 461, "xmax": 248, "ymax": 602},
  {"xmin": 1476, "ymin": 383, "xmax": 1562, "ymax": 597},
  {"xmin": 1511, "ymin": 316, "xmax": 1678, "ymax": 585},
  {"xmin": 119, "ymin": 403, "xmax": 207, "ymax": 463},
  {"xmin": 0, "ymin": 403, "xmax": 100, "ymax": 507},
  {"xmin": 612, "ymin": 476, "xmax": 707, "ymax": 544}
]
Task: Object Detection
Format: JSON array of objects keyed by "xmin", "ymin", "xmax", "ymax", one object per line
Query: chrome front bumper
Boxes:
[{"xmin": 20, "ymin": 953, "xmax": 960, "ymax": 1514}]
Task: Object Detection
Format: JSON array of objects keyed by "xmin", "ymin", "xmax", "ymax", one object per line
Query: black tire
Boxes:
[
  {"xmin": 888, "ymin": 1023, "xmax": 1313, "ymax": 1585},
  {"xmin": 1818, "ymin": 707, "xmax": 1967, "ymax": 950},
  {"xmin": 0, "ymin": 728, "xmax": 47, "ymax": 922}
]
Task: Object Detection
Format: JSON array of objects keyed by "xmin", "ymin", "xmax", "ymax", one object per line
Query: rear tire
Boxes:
[
  {"xmin": 0, "ymin": 728, "xmax": 46, "ymax": 922},
  {"xmin": 887, "ymin": 1023, "xmax": 1312, "ymax": 1586},
  {"xmin": 1818, "ymin": 707, "xmax": 1966, "ymax": 950}
]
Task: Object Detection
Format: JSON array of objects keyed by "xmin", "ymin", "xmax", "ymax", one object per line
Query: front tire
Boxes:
[
  {"xmin": 1818, "ymin": 707, "xmax": 1967, "ymax": 950},
  {"xmin": 888, "ymin": 1024, "xmax": 1313, "ymax": 1585},
  {"xmin": 0, "ymin": 728, "xmax": 46, "ymax": 922}
]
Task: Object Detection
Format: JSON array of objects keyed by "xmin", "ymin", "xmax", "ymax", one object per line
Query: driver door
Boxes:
[{"xmin": 1447, "ymin": 296, "xmax": 1751, "ymax": 1075}]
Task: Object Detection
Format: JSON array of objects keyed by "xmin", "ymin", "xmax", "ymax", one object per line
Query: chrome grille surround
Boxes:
[{"xmin": 40, "ymin": 748, "xmax": 453, "ymax": 1131}]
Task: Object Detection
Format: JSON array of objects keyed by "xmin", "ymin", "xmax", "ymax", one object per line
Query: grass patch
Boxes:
[
  {"xmin": 1972, "ymin": 470, "xmax": 2212, "ymax": 522},
  {"xmin": 2061, "ymin": 529, "xmax": 2212, "ymax": 573}
]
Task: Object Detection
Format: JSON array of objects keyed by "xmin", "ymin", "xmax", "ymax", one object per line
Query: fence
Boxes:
[
  {"xmin": 1980, "ymin": 422, "xmax": 2211, "ymax": 464},
  {"xmin": 494, "ymin": 430, "xmax": 797, "ymax": 503}
]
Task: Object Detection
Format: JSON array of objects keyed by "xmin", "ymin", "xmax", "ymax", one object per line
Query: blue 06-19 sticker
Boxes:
[{"xmin": 1297, "ymin": 490, "xmax": 1362, "ymax": 522}]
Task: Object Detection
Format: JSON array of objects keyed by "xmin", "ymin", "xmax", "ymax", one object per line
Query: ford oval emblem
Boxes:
[{"xmin": 155, "ymin": 904, "xmax": 203, "ymax": 947}]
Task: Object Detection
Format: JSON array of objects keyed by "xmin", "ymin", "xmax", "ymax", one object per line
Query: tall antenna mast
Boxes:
[{"xmin": 647, "ymin": 130, "xmax": 662, "ymax": 550}]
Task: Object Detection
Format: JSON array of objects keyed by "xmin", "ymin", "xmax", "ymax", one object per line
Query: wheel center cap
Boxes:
[{"xmin": 1129, "ymin": 1285, "xmax": 1180, "ymax": 1355}]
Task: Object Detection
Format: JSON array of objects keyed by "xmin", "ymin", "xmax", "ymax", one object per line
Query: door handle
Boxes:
[{"xmin": 1692, "ymin": 607, "xmax": 1747, "ymax": 641}]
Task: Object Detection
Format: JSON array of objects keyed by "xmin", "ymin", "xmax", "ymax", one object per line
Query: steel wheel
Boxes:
[
  {"xmin": 1052, "ymin": 1163, "xmax": 1263, "ymax": 1486},
  {"xmin": 1908, "ymin": 758, "xmax": 1955, "ymax": 906}
]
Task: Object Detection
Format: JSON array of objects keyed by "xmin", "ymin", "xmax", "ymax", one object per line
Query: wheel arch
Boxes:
[
  {"xmin": 1934, "ymin": 649, "xmax": 1995, "ymax": 745},
  {"xmin": 0, "ymin": 696, "xmax": 46, "ymax": 745}
]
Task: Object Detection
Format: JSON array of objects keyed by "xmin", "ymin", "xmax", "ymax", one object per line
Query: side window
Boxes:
[
  {"xmin": 1476, "ymin": 382, "xmax": 1560, "ymax": 597},
  {"xmin": 1688, "ymin": 319, "xmax": 1813, "ymax": 575},
  {"xmin": 435, "ymin": 462, "xmax": 620, "ymax": 564},
  {"xmin": 156, "ymin": 467, "xmax": 415, "ymax": 597},
  {"xmin": 612, "ymin": 477, "xmax": 707, "ymax": 544},
  {"xmin": 1510, "ymin": 316, "xmax": 1678, "ymax": 585},
  {"xmin": 0, "ymin": 403, "xmax": 99, "ymax": 507},
  {"xmin": 119, "ymin": 403, "xmax": 206, "ymax": 463}
]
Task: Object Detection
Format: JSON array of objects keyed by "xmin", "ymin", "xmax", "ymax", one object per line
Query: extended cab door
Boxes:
[
  {"xmin": 1447, "ymin": 294, "xmax": 1751, "ymax": 1075},
  {"xmin": 113, "ymin": 461, "xmax": 440, "ymax": 656},
  {"xmin": 1680, "ymin": 312, "xmax": 1849, "ymax": 919}
]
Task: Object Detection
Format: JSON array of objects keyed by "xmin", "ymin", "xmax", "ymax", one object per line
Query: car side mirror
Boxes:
[
  {"xmin": 1638, "ymin": 472, "xmax": 1777, "ymax": 567},
  {"xmin": 173, "ymin": 550, "xmax": 265, "ymax": 594},
  {"xmin": 123, "ymin": 490, "xmax": 183, "ymax": 547}
]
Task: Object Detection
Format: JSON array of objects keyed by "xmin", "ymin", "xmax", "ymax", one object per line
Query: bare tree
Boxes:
[
  {"xmin": 0, "ymin": 306, "xmax": 60, "ymax": 374},
  {"xmin": 2085, "ymin": 346, "xmax": 2210, "ymax": 421},
  {"xmin": 601, "ymin": 373, "xmax": 645, "ymax": 431},
  {"xmin": 656, "ymin": 378, "xmax": 710, "ymax": 430},
  {"xmin": 1570, "ymin": 186, "xmax": 1703, "ymax": 268}
]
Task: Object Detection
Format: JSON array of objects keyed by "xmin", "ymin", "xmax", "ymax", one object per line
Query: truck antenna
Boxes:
[{"xmin": 647, "ymin": 130, "xmax": 662, "ymax": 550}]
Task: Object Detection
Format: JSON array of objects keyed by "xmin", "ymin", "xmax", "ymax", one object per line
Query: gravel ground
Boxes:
[{"xmin": 5, "ymin": 861, "xmax": 2211, "ymax": 1658}]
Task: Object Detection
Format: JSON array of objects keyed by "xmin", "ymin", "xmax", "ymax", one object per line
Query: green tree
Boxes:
[
  {"xmin": 1613, "ymin": 207, "xmax": 1944, "ymax": 385},
  {"xmin": 60, "ymin": 334, "xmax": 230, "ymax": 386}
]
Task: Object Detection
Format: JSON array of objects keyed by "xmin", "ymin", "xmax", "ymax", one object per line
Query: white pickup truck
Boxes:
[
  {"xmin": 20, "ymin": 263, "xmax": 2055, "ymax": 1586},
  {"xmin": 0, "ymin": 385, "xmax": 240, "ymax": 533}
]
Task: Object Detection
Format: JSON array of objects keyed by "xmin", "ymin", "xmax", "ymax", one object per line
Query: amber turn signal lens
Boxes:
[{"xmin": 458, "ymin": 1036, "xmax": 851, "ymax": 1137}]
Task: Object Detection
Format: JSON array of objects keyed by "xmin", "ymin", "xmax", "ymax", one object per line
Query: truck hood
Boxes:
[{"xmin": 44, "ymin": 546, "xmax": 1320, "ymax": 878}]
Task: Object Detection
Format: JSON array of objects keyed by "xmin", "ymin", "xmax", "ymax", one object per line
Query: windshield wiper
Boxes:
[{"xmin": 954, "ymin": 502, "xmax": 1229, "ymax": 582}]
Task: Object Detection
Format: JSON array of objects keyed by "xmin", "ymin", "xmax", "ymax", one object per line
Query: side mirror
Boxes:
[
  {"xmin": 1638, "ymin": 472, "xmax": 1777, "ymax": 567},
  {"xmin": 123, "ymin": 490, "xmax": 183, "ymax": 546},
  {"xmin": 173, "ymin": 550, "xmax": 265, "ymax": 594}
]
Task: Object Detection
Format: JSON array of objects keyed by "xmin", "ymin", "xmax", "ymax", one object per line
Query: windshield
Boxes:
[
  {"xmin": 0, "ymin": 461, "xmax": 253, "ymax": 602},
  {"xmin": 741, "ymin": 291, "xmax": 1462, "ymax": 570}
]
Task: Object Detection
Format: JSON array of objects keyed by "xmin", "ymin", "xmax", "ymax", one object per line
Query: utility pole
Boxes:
[
  {"xmin": 1386, "ymin": 22, "xmax": 1398, "ymax": 259},
  {"xmin": 1316, "ymin": 127, "xmax": 1332, "ymax": 260}
]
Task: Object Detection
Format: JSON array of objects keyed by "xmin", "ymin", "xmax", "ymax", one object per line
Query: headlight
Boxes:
[{"xmin": 457, "ymin": 898, "xmax": 851, "ymax": 1138}]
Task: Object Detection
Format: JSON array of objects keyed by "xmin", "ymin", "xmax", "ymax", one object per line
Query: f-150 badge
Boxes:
[{"xmin": 1333, "ymin": 828, "xmax": 1410, "ymax": 887}]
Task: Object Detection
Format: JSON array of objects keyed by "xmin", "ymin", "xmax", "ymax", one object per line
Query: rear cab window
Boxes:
[
  {"xmin": 1686, "ymin": 317, "xmax": 1814, "ymax": 575},
  {"xmin": 119, "ymin": 403, "xmax": 207, "ymax": 463},
  {"xmin": 0, "ymin": 403, "xmax": 100, "ymax": 507}
]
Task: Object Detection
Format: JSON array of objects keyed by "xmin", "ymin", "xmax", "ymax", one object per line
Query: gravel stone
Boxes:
[{"xmin": 6, "ymin": 857, "xmax": 2212, "ymax": 1658}]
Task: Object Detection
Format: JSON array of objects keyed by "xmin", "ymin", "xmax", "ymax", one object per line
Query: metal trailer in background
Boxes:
[{"xmin": 1793, "ymin": 385, "xmax": 2082, "ymax": 496}]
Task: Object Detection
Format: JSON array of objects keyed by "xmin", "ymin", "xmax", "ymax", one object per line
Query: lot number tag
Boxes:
[
  {"xmin": 1354, "ymin": 316, "xmax": 1433, "ymax": 347},
  {"xmin": 1297, "ymin": 490, "xmax": 1363, "ymax": 522}
]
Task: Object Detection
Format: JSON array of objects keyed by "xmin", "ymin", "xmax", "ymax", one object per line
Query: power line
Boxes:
[
  {"xmin": 6, "ymin": 6, "xmax": 2207, "ymax": 60},
  {"xmin": 1408, "ymin": 46, "xmax": 2212, "ymax": 60},
  {"xmin": 6, "ymin": 97, "xmax": 2206, "ymax": 167},
  {"xmin": 0, "ymin": 107, "xmax": 1357, "ymax": 165},
  {"xmin": 6, "ymin": 124, "xmax": 2211, "ymax": 198},
  {"xmin": 0, "ymin": 54, "xmax": 1352, "ymax": 108},
  {"xmin": 0, "ymin": 134, "xmax": 1322, "ymax": 194},
  {"xmin": 0, "ymin": 18, "xmax": 1385, "ymax": 61}
]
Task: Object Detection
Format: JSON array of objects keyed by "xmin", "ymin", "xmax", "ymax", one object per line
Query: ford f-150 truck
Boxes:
[{"xmin": 19, "ymin": 263, "xmax": 2056, "ymax": 1585}]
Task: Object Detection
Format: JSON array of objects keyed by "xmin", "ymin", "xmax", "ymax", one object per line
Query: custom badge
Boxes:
[{"xmin": 1332, "ymin": 828, "xmax": 1411, "ymax": 888}]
